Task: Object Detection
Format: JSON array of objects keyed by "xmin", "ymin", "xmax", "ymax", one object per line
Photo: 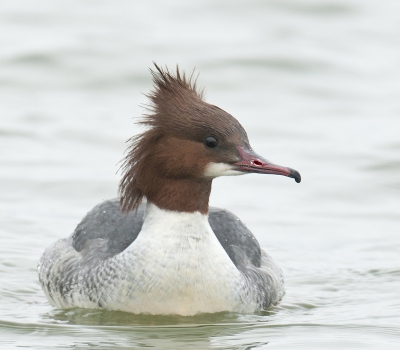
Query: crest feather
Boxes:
[
  {"xmin": 119, "ymin": 63, "xmax": 247, "ymax": 213},
  {"xmin": 119, "ymin": 64, "xmax": 204, "ymax": 212}
]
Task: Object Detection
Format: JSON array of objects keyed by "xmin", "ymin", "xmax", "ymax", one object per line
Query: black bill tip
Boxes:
[{"xmin": 289, "ymin": 168, "xmax": 301, "ymax": 183}]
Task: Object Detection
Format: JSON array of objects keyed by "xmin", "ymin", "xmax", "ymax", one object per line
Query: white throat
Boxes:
[{"xmin": 108, "ymin": 202, "xmax": 250, "ymax": 315}]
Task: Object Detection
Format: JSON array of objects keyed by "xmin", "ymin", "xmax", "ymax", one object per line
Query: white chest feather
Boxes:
[{"xmin": 106, "ymin": 203, "xmax": 250, "ymax": 315}]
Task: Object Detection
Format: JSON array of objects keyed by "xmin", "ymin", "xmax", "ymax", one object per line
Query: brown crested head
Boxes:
[
  {"xmin": 119, "ymin": 64, "xmax": 250, "ymax": 214},
  {"xmin": 119, "ymin": 64, "xmax": 301, "ymax": 214}
]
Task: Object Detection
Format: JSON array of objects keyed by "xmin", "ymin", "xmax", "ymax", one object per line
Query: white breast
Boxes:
[{"xmin": 103, "ymin": 202, "xmax": 254, "ymax": 315}]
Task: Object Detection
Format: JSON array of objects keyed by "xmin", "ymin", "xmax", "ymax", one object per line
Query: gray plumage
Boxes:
[
  {"xmin": 72, "ymin": 199, "xmax": 261, "ymax": 268},
  {"xmin": 39, "ymin": 199, "xmax": 284, "ymax": 313}
]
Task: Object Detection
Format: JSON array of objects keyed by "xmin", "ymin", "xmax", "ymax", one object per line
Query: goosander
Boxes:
[{"xmin": 38, "ymin": 64, "xmax": 301, "ymax": 316}]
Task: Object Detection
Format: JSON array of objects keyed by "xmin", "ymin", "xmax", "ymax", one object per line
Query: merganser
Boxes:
[{"xmin": 38, "ymin": 64, "xmax": 301, "ymax": 316}]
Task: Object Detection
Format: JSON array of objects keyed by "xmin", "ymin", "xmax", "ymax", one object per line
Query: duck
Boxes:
[{"xmin": 38, "ymin": 64, "xmax": 301, "ymax": 316}]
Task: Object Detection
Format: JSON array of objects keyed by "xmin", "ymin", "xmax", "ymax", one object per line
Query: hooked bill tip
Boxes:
[{"xmin": 289, "ymin": 169, "xmax": 301, "ymax": 183}]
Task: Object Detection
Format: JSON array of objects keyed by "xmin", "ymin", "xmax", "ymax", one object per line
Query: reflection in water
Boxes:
[
  {"xmin": 45, "ymin": 308, "xmax": 241, "ymax": 326},
  {"xmin": 40, "ymin": 309, "xmax": 271, "ymax": 349}
]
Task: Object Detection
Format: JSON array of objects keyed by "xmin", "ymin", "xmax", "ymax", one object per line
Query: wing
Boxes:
[{"xmin": 71, "ymin": 198, "xmax": 145, "ymax": 256}]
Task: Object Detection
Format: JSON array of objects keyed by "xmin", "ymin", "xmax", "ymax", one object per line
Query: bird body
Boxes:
[{"xmin": 38, "ymin": 65, "xmax": 300, "ymax": 316}]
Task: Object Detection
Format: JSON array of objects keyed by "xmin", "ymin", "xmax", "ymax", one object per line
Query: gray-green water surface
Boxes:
[{"xmin": 1, "ymin": 0, "xmax": 399, "ymax": 348}]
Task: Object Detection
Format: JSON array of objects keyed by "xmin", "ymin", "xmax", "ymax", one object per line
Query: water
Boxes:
[{"xmin": 1, "ymin": 0, "xmax": 399, "ymax": 348}]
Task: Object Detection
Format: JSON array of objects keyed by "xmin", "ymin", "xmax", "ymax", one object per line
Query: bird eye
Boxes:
[{"xmin": 204, "ymin": 136, "xmax": 218, "ymax": 149}]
